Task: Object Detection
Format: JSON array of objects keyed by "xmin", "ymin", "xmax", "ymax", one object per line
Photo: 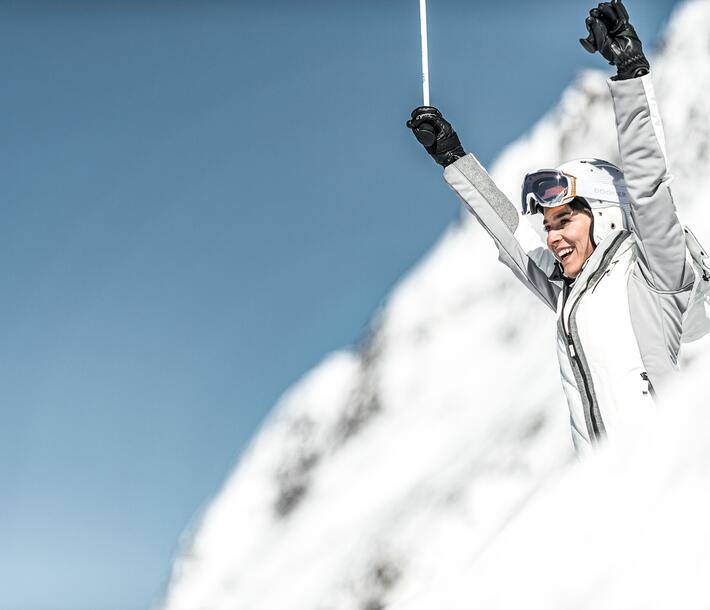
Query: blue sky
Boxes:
[{"xmin": 0, "ymin": 1, "xmax": 680, "ymax": 609}]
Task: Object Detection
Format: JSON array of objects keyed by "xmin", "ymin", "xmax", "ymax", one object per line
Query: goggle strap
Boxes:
[{"xmin": 574, "ymin": 181, "xmax": 631, "ymax": 205}]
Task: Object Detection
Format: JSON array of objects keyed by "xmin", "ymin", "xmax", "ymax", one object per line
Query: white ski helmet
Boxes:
[{"xmin": 522, "ymin": 158, "xmax": 633, "ymax": 245}]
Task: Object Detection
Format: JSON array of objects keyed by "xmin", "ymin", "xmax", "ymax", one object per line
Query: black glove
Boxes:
[
  {"xmin": 579, "ymin": 0, "xmax": 650, "ymax": 80},
  {"xmin": 406, "ymin": 106, "xmax": 466, "ymax": 167}
]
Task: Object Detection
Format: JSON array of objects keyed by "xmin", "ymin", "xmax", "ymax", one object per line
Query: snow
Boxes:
[
  {"xmin": 402, "ymin": 350, "xmax": 710, "ymax": 610},
  {"xmin": 158, "ymin": 1, "xmax": 710, "ymax": 608}
]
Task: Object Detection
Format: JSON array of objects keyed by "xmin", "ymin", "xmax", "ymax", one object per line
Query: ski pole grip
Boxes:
[{"xmin": 414, "ymin": 122, "xmax": 436, "ymax": 147}]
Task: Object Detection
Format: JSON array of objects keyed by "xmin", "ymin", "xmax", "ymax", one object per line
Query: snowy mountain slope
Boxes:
[
  {"xmin": 401, "ymin": 345, "xmax": 710, "ymax": 610},
  {"xmin": 159, "ymin": 1, "xmax": 710, "ymax": 608}
]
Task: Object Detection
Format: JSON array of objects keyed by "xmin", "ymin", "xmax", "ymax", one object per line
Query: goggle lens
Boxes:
[{"xmin": 522, "ymin": 171, "xmax": 572, "ymax": 214}]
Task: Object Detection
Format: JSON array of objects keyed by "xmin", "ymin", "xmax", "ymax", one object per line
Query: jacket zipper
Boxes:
[
  {"xmin": 562, "ymin": 295, "xmax": 603, "ymax": 439},
  {"xmin": 565, "ymin": 332, "xmax": 603, "ymax": 437},
  {"xmin": 560, "ymin": 232, "xmax": 629, "ymax": 441}
]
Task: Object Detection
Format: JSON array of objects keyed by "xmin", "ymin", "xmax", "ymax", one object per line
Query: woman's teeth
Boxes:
[{"xmin": 559, "ymin": 247, "xmax": 574, "ymax": 261}]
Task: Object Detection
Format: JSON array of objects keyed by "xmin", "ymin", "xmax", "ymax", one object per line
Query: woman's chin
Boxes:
[{"xmin": 562, "ymin": 258, "xmax": 581, "ymax": 278}]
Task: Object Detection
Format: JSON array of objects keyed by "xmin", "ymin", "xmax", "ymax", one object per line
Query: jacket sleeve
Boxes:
[
  {"xmin": 443, "ymin": 154, "xmax": 561, "ymax": 311},
  {"xmin": 609, "ymin": 74, "xmax": 694, "ymax": 292}
]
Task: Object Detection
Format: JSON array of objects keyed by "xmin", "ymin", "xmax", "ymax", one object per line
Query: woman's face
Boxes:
[{"xmin": 543, "ymin": 204, "xmax": 595, "ymax": 278}]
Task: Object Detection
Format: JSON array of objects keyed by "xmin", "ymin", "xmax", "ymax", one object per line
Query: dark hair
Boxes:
[
  {"xmin": 568, "ymin": 197, "xmax": 591, "ymax": 213},
  {"xmin": 568, "ymin": 197, "xmax": 596, "ymax": 247}
]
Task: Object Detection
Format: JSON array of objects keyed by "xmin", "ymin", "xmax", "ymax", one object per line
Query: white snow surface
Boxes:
[{"xmin": 160, "ymin": 2, "xmax": 710, "ymax": 609}]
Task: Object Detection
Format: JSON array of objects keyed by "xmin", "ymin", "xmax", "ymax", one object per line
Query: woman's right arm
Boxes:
[
  {"xmin": 407, "ymin": 106, "xmax": 560, "ymax": 312},
  {"xmin": 444, "ymin": 154, "xmax": 561, "ymax": 311}
]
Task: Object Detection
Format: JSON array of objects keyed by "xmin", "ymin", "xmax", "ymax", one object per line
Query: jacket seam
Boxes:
[
  {"xmin": 632, "ymin": 265, "xmax": 694, "ymax": 294},
  {"xmin": 629, "ymin": 270, "xmax": 684, "ymax": 368}
]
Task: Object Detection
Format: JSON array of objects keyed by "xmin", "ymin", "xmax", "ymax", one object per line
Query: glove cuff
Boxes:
[
  {"xmin": 437, "ymin": 148, "xmax": 466, "ymax": 167},
  {"xmin": 614, "ymin": 53, "xmax": 650, "ymax": 80},
  {"xmin": 434, "ymin": 131, "xmax": 466, "ymax": 167}
]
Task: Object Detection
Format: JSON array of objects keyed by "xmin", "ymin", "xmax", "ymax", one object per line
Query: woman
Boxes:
[{"xmin": 407, "ymin": 0, "xmax": 696, "ymax": 455}]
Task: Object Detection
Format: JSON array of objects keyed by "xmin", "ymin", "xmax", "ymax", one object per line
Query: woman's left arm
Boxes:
[
  {"xmin": 610, "ymin": 75, "xmax": 694, "ymax": 292},
  {"xmin": 581, "ymin": 0, "xmax": 694, "ymax": 292}
]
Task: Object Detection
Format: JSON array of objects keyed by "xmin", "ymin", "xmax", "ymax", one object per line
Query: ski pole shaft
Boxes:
[{"xmin": 420, "ymin": 0, "xmax": 430, "ymax": 106}]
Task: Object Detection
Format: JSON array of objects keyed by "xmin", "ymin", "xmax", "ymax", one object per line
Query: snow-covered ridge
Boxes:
[{"xmin": 159, "ymin": 1, "xmax": 710, "ymax": 608}]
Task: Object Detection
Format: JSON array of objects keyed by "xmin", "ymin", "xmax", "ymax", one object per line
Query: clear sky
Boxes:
[{"xmin": 1, "ymin": 1, "xmax": 681, "ymax": 609}]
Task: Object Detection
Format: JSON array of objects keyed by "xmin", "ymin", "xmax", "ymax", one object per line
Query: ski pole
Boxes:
[
  {"xmin": 417, "ymin": 0, "xmax": 436, "ymax": 146},
  {"xmin": 420, "ymin": 0, "xmax": 430, "ymax": 106}
]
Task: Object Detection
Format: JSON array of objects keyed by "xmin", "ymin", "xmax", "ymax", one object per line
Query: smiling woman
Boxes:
[
  {"xmin": 408, "ymin": 0, "xmax": 701, "ymax": 456},
  {"xmin": 542, "ymin": 199, "xmax": 595, "ymax": 279}
]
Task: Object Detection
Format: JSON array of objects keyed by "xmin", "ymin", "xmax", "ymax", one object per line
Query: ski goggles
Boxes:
[{"xmin": 521, "ymin": 170, "xmax": 631, "ymax": 215}]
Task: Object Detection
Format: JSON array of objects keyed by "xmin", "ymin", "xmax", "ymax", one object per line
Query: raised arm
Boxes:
[
  {"xmin": 406, "ymin": 107, "xmax": 560, "ymax": 311},
  {"xmin": 609, "ymin": 75, "xmax": 692, "ymax": 291},
  {"xmin": 580, "ymin": 0, "xmax": 693, "ymax": 291},
  {"xmin": 444, "ymin": 155, "xmax": 561, "ymax": 310}
]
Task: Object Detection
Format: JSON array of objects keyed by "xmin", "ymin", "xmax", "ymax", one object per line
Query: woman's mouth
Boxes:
[{"xmin": 558, "ymin": 246, "xmax": 575, "ymax": 262}]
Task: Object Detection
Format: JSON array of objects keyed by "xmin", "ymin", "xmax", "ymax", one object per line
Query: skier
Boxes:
[{"xmin": 407, "ymin": 0, "xmax": 696, "ymax": 455}]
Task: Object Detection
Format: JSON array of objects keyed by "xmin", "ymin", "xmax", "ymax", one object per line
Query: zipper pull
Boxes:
[
  {"xmin": 591, "ymin": 260, "xmax": 618, "ymax": 294},
  {"xmin": 640, "ymin": 371, "xmax": 656, "ymax": 398},
  {"xmin": 567, "ymin": 335, "xmax": 576, "ymax": 357}
]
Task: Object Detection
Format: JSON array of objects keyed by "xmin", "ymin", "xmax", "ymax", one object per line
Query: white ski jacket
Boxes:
[{"xmin": 443, "ymin": 75, "xmax": 694, "ymax": 455}]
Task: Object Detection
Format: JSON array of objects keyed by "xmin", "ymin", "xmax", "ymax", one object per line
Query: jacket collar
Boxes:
[{"xmin": 565, "ymin": 230, "xmax": 633, "ymax": 300}]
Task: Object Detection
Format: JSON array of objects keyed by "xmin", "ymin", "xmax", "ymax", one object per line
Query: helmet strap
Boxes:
[{"xmin": 588, "ymin": 211, "xmax": 597, "ymax": 249}]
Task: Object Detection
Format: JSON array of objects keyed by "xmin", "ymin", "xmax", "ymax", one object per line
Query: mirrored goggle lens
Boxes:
[{"xmin": 521, "ymin": 172, "xmax": 571, "ymax": 214}]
